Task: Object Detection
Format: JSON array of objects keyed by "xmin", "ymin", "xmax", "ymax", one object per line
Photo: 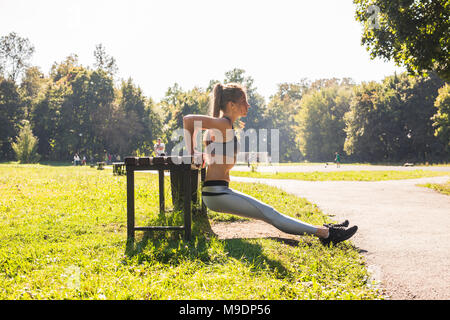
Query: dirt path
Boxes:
[{"xmin": 211, "ymin": 174, "xmax": 450, "ymax": 300}]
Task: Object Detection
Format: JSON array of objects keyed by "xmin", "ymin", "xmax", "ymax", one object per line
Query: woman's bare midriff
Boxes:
[
  {"xmin": 205, "ymin": 155, "xmax": 236, "ymax": 182},
  {"xmin": 202, "ymin": 128, "xmax": 237, "ymax": 182}
]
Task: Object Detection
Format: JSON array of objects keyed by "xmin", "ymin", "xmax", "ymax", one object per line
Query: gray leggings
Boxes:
[{"xmin": 202, "ymin": 181, "xmax": 318, "ymax": 236}]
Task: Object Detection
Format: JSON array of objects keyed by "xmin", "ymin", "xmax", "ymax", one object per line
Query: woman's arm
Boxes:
[{"xmin": 183, "ymin": 115, "xmax": 230, "ymax": 155}]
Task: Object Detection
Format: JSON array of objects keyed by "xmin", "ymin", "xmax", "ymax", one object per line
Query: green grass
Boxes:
[
  {"xmin": 0, "ymin": 164, "xmax": 382, "ymax": 299},
  {"xmin": 236, "ymin": 162, "xmax": 450, "ymax": 167},
  {"xmin": 417, "ymin": 180, "xmax": 450, "ymax": 196},
  {"xmin": 230, "ymin": 170, "xmax": 449, "ymax": 181}
]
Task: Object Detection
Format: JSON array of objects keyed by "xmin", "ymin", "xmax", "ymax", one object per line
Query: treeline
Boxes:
[
  {"xmin": 0, "ymin": 37, "xmax": 161, "ymax": 162},
  {"xmin": 0, "ymin": 33, "xmax": 449, "ymax": 163},
  {"xmin": 295, "ymin": 73, "xmax": 449, "ymax": 163}
]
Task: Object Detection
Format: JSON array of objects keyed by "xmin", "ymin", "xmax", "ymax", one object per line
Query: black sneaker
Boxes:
[
  {"xmin": 320, "ymin": 225, "xmax": 358, "ymax": 246},
  {"xmin": 323, "ymin": 220, "xmax": 349, "ymax": 228}
]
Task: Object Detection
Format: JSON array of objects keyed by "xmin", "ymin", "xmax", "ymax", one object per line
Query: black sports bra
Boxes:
[{"xmin": 204, "ymin": 116, "xmax": 239, "ymax": 156}]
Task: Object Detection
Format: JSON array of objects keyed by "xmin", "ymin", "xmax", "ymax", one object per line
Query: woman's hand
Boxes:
[{"xmin": 193, "ymin": 151, "xmax": 204, "ymax": 166}]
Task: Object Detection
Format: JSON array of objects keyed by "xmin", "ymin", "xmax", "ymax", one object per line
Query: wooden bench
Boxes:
[
  {"xmin": 403, "ymin": 163, "xmax": 414, "ymax": 167},
  {"xmin": 97, "ymin": 162, "xmax": 106, "ymax": 170},
  {"xmin": 124, "ymin": 156, "xmax": 206, "ymax": 241},
  {"xmin": 112, "ymin": 162, "xmax": 126, "ymax": 175}
]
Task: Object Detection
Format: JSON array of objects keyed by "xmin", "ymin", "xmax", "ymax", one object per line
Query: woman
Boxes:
[{"xmin": 183, "ymin": 83, "xmax": 357, "ymax": 246}]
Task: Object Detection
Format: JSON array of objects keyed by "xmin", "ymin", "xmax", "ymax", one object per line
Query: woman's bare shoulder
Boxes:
[{"xmin": 183, "ymin": 114, "xmax": 230, "ymax": 130}]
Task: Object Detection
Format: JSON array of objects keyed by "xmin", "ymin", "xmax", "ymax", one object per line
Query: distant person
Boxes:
[
  {"xmin": 82, "ymin": 155, "xmax": 86, "ymax": 166},
  {"xmin": 154, "ymin": 138, "xmax": 166, "ymax": 157},
  {"xmin": 116, "ymin": 154, "xmax": 121, "ymax": 161},
  {"xmin": 335, "ymin": 152, "xmax": 341, "ymax": 168},
  {"xmin": 74, "ymin": 153, "xmax": 80, "ymax": 166}
]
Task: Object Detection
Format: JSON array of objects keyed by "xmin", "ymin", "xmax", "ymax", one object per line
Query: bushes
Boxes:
[{"xmin": 11, "ymin": 120, "xmax": 40, "ymax": 163}]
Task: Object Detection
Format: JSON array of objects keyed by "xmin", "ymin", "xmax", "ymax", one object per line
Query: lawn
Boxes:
[
  {"xmin": 235, "ymin": 162, "xmax": 450, "ymax": 167},
  {"xmin": 230, "ymin": 169, "xmax": 449, "ymax": 181},
  {"xmin": 0, "ymin": 164, "xmax": 382, "ymax": 299},
  {"xmin": 417, "ymin": 180, "xmax": 450, "ymax": 196}
]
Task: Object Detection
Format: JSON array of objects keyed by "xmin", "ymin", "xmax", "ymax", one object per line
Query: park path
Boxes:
[{"xmin": 215, "ymin": 170, "xmax": 450, "ymax": 300}]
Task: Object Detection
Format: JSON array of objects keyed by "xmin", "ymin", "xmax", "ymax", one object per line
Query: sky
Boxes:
[{"xmin": 0, "ymin": 0, "xmax": 405, "ymax": 102}]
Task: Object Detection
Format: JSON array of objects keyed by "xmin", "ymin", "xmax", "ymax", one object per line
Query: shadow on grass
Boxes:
[
  {"xmin": 0, "ymin": 161, "xmax": 75, "ymax": 167},
  {"xmin": 124, "ymin": 224, "xmax": 364, "ymax": 281},
  {"xmin": 123, "ymin": 218, "xmax": 294, "ymax": 278},
  {"xmin": 125, "ymin": 235, "xmax": 292, "ymax": 278},
  {"xmin": 39, "ymin": 161, "xmax": 74, "ymax": 167},
  {"xmin": 122, "ymin": 203, "xmax": 360, "ymax": 278},
  {"xmin": 124, "ymin": 204, "xmax": 214, "ymax": 257}
]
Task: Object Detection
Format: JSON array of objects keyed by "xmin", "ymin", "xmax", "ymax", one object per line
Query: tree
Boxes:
[
  {"xmin": 31, "ymin": 81, "xmax": 69, "ymax": 160},
  {"xmin": 50, "ymin": 54, "xmax": 79, "ymax": 82},
  {"xmin": 112, "ymin": 78, "xmax": 157, "ymax": 156},
  {"xmin": 0, "ymin": 77, "xmax": 23, "ymax": 160},
  {"xmin": 21, "ymin": 67, "xmax": 47, "ymax": 100},
  {"xmin": 344, "ymin": 72, "xmax": 446, "ymax": 162},
  {"xmin": 275, "ymin": 81, "xmax": 309, "ymax": 100},
  {"xmin": 60, "ymin": 67, "xmax": 115, "ymax": 160},
  {"xmin": 308, "ymin": 78, "xmax": 355, "ymax": 93},
  {"xmin": 432, "ymin": 83, "xmax": 450, "ymax": 153},
  {"xmin": 159, "ymin": 84, "xmax": 209, "ymax": 155},
  {"xmin": 33, "ymin": 57, "xmax": 117, "ymax": 160},
  {"xmin": 30, "ymin": 53, "xmax": 165, "ymax": 161},
  {"xmin": 344, "ymin": 80, "xmax": 403, "ymax": 162},
  {"xmin": 398, "ymin": 73, "xmax": 446, "ymax": 161},
  {"xmin": 11, "ymin": 120, "xmax": 40, "ymax": 163},
  {"xmin": 354, "ymin": 0, "xmax": 450, "ymax": 81},
  {"xmin": 94, "ymin": 44, "xmax": 118, "ymax": 77},
  {"xmin": 295, "ymin": 84, "xmax": 353, "ymax": 161},
  {"xmin": 20, "ymin": 66, "xmax": 48, "ymax": 119},
  {"xmin": 265, "ymin": 83, "xmax": 307, "ymax": 162},
  {"xmin": 0, "ymin": 32, "xmax": 35, "ymax": 82}
]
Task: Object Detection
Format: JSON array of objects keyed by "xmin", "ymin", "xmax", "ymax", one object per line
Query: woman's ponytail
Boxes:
[{"xmin": 210, "ymin": 83, "xmax": 223, "ymax": 118}]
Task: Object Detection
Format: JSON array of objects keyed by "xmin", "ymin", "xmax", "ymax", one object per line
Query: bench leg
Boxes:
[
  {"xmin": 191, "ymin": 170, "xmax": 198, "ymax": 204},
  {"xmin": 127, "ymin": 168, "xmax": 135, "ymax": 241},
  {"xmin": 201, "ymin": 168, "xmax": 207, "ymax": 216},
  {"xmin": 159, "ymin": 169, "xmax": 165, "ymax": 213},
  {"xmin": 183, "ymin": 169, "xmax": 192, "ymax": 241}
]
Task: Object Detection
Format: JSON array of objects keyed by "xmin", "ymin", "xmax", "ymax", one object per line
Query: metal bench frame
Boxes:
[
  {"xmin": 112, "ymin": 162, "xmax": 126, "ymax": 175},
  {"xmin": 125, "ymin": 156, "xmax": 205, "ymax": 241}
]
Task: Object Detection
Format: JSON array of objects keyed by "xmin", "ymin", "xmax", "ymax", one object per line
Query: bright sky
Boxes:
[{"xmin": 0, "ymin": 0, "xmax": 405, "ymax": 102}]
